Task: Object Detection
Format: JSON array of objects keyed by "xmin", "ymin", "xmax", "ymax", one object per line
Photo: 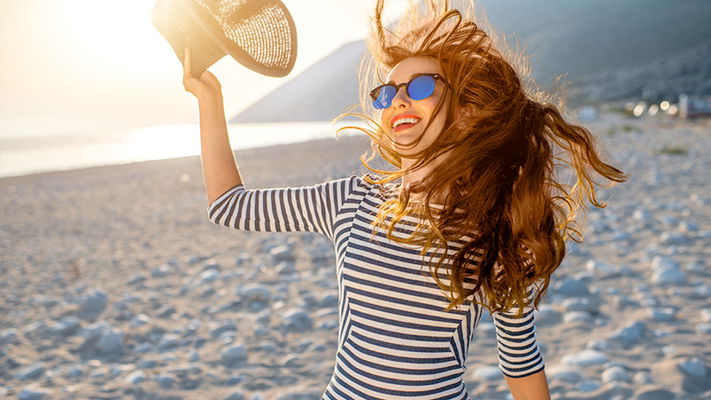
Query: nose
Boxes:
[{"xmin": 390, "ymin": 86, "xmax": 410, "ymax": 108}]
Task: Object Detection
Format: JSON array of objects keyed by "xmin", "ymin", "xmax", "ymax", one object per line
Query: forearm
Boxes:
[
  {"xmin": 198, "ymin": 96, "xmax": 243, "ymax": 205},
  {"xmin": 504, "ymin": 368, "xmax": 551, "ymax": 400}
]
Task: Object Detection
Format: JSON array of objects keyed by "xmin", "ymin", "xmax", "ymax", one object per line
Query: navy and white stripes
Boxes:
[{"xmin": 207, "ymin": 173, "xmax": 544, "ymax": 399}]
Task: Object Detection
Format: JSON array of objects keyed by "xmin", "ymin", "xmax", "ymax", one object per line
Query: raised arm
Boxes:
[{"xmin": 182, "ymin": 47, "xmax": 243, "ymax": 205}]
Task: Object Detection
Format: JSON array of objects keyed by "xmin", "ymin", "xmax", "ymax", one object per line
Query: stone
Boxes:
[
  {"xmin": 18, "ymin": 388, "xmax": 50, "ymax": 400},
  {"xmin": 48, "ymin": 316, "xmax": 81, "ymax": 336},
  {"xmin": 564, "ymin": 311, "xmax": 594, "ymax": 324},
  {"xmin": 562, "ymin": 297, "xmax": 599, "ymax": 313},
  {"xmin": 281, "ymin": 309, "xmax": 314, "ymax": 333},
  {"xmin": 551, "ymin": 369, "xmax": 583, "ymax": 383},
  {"xmin": 224, "ymin": 392, "xmax": 246, "ymax": 400},
  {"xmin": 200, "ymin": 269, "xmax": 220, "ymax": 283},
  {"xmin": 633, "ymin": 371, "xmax": 654, "ymax": 384},
  {"xmin": 601, "ymin": 366, "xmax": 629, "ymax": 383},
  {"xmin": 609, "ymin": 320, "xmax": 646, "ymax": 344},
  {"xmin": 648, "ymin": 307, "xmax": 676, "ymax": 322},
  {"xmin": 651, "ymin": 268, "xmax": 687, "ymax": 285},
  {"xmin": 126, "ymin": 370, "xmax": 146, "ymax": 384},
  {"xmin": 555, "ymin": 278, "xmax": 590, "ymax": 297},
  {"xmin": 575, "ymin": 379, "xmax": 601, "ymax": 392},
  {"xmin": 561, "ymin": 350, "xmax": 608, "ymax": 367},
  {"xmin": 635, "ymin": 387, "xmax": 676, "ymax": 400},
  {"xmin": 77, "ymin": 288, "xmax": 108, "ymax": 320},
  {"xmin": 471, "ymin": 365, "xmax": 502, "ymax": 381},
  {"xmin": 695, "ymin": 323, "xmax": 711, "ymax": 334},
  {"xmin": 221, "ymin": 345, "xmax": 248, "ymax": 367},
  {"xmin": 678, "ymin": 357, "xmax": 706, "ymax": 378},
  {"xmin": 15, "ymin": 363, "xmax": 45, "ymax": 380}
]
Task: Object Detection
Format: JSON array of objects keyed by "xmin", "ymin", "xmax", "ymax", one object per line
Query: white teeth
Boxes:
[{"xmin": 392, "ymin": 117, "xmax": 421, "ymax": 128}]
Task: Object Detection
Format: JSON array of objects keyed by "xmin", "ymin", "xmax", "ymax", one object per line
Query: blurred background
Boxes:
[{"xmin": 1, "ymin": 0, "xmax": 710, "ymax": 178}]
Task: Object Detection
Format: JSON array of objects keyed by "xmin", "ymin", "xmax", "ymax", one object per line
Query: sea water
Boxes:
[{"xmin": 0, "ymin": 121, "xmax": 364, "ymax": 179}]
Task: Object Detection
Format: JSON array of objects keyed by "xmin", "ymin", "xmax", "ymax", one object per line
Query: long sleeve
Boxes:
[
  {"xmin": 206, "ymin": 176, "xmax": 357, "ymax": 241},
  {"xmin": 492, "ymin": 284, "xmax": 545, "ymax": 378}
]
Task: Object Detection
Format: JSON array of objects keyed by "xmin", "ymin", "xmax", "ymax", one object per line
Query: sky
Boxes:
[{"xmin": 0, "ymin": 0, "xmax": 409, "ymax": 138}]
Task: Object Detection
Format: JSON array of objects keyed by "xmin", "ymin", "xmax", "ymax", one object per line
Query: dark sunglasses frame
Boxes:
[{"xmin": 369, "ymin": 73, "xmax": 450, "ymax": 109}]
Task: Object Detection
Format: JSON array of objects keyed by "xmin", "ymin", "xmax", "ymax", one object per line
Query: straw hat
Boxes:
[{"xmin": 151, "ymin": 0, "xmax": 297, "ymax": 77}]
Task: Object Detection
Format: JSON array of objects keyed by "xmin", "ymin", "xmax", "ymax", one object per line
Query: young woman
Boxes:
[{"xmin": 182, "ymin": 1, "xmax": 627, "ymax": 398}]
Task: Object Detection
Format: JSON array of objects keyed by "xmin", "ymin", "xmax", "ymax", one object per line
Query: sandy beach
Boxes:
[{"xmin": 1, "ymin": 113, "xmax": 710, "ymax": 400}]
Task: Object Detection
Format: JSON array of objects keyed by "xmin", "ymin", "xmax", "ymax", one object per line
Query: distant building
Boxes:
[{"xmin": 679, "ymin": 94, "xmax": 711, "ymax": 119}]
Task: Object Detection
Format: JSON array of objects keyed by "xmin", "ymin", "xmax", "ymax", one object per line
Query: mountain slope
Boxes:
[{"xmin": 231, "ymin": 0, "xmax": 711, "ymax": 122}]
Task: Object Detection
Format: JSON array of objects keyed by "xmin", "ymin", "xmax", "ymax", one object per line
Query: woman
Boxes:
[{"xmin": 183, "ymin": 0, "xmax": 627, "ymax": 398}]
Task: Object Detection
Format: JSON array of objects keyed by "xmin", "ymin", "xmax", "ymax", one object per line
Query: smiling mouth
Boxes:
[{"xmin": 392, "ymin": 119, "xmax": 421, "ymax": 132}]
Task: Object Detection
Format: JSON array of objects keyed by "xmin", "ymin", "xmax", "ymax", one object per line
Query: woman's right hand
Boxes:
[{"xmin": 182, "ymin": 47, "xmax": 223, "ymax": 103}]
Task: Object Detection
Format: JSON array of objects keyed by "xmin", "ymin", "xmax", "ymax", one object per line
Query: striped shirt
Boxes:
[{"xmin": 207, "ymin": 173, "xmax": 545, "ymax": 399}]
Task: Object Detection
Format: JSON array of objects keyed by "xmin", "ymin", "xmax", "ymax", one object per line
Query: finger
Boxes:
[{"xmin": 183, "ymin": 47, "xmax": 192, "ymax": 79}]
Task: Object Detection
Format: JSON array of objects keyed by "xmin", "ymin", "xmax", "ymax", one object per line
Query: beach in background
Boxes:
[
  {"xmin": 0, "ymin": 121, "xmax": 363, "ymax": 179},
  {"xmin": 1, "ymin": 111, "xmax": 710, "ymax": 399}
]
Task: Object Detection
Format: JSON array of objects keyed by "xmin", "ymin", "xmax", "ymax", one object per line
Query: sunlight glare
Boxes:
[{"xmin": 53, "ymin": 1, "xmax": 169, "ymax": 74}]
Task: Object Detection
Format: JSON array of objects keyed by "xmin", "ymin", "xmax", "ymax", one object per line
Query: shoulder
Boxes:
[{"xmin": 357, "ymin": 173, "xmax": 399, "ymax": 199}]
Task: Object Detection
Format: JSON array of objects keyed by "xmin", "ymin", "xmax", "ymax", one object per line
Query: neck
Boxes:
[{"xmin": 400, "ymin": 152, "xmax": 453, "ymax": 204}]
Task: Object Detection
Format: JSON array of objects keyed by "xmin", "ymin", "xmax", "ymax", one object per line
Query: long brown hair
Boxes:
[{"xmin": 334, "ymin": 0, "xmax": 627, "ymax": 317}]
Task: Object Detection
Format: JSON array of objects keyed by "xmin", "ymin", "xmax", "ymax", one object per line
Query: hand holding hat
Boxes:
[
  {"xmin": 152, "ymin": 0, "xmax": 298, "ymax": 78},
  {"xmin": 182, "ymin": 47, "xmax": 223, "ymax": 103}
]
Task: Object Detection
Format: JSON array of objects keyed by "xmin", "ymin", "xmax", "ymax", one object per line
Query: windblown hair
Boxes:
[{"xmin": 334, "ymin": 0, "xmax": 628, "ymax": 317}]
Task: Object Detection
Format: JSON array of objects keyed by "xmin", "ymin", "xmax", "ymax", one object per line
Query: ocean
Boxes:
[{"xmin": 0, "ymin": 121, "xmax": 365, "ymax": 179}]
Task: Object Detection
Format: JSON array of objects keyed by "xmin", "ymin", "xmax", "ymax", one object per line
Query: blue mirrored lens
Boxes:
[
  {"xmin": 408, "ymin": 75, "xmax": 436, "ymax": 100},
  {"xmin": 373, "ymin": 85, "xmax": 396, "ymax": 109}
]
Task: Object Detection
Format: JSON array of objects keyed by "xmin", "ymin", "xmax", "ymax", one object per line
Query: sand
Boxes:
[{"xmin": 1, "ymin": 113, "xmax": 710, "ymax": 400}]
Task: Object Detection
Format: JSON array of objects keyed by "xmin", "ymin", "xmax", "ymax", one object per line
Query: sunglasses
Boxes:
[{"xmin": 370, "ymin": 73, "xmax": 449, "ymax": 109}]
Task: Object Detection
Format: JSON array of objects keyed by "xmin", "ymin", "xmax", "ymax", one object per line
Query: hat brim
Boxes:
[{"xmin": 152, "ymin": 0, "xmax": 297, "ymax": 78}]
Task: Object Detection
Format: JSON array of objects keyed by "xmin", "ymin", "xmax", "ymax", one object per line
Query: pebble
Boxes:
[
  {"xmin": 81, "ymin": 322, "xmax": 125, "ymax": 357},
  {"xmin": 651, "ymin": 268, "xmax": 687, "ymax": 285},
  {"xmin": 608, "ymin": 320, "xmax": 646, "ymax": 344},
  {"xmin": 281, "ymin": 309, "xmax": 314, "ymax": 333},
  {"xmin": 151, "ymin": 264, "xmax": 172, "ymax": 278},
  {"xmin": 554, "ymin": 278, "xmax": 590, "ymax": 297},
  {"xmin": 561, "ymin": 297, "xmax": 599, "ymax": 313},
  {"xmin": 126, "ymin": 370, "xmax": 146, "ymax": 384},
  {"xmin": 200, "ymin": 269, "xmax": 220, "ymax": 283},
  {"xmin": 224, "ymin": 392, "xmax": 246, "ymax": 400},
  {"xmin": 633, "ymin": 371, "xmax": 654, "ymax": 384},
  {"xmin": 155, "ymin": 373, "xmax": 176, "ymax": 389},
  {"xmin": 648, "ymin": 307, "xmax": 676, "ymax": 322},
  {"xmin": 533, "ymin": 306, "xmax": 561, "ymax": 326},
  {"xmin": 48, "ymin": 316, "xmax": 81, "ymax": 336},
  {"xmin": 471, "ymin": 365, "xmax": 503, "ymax": 381},
  {"xmin": 561, "ymin": 350, "xmax": 608, "ymax": 367},
  {"xmin": 586, "ymin": 338, "xmax": 611, "ymax": 351},
  {"xmin": 635, "ymin": 388, "xmax": 676, "ymax": 400},
  {"xmin": 575, "ymin": 379, "xmax": 601, "ymax": 392},
  {"xmin": 563, "ymin": 311, "xmax": 594, "ymax": 324},
  {"xmin": 15, "ymin": 362, "xmax": 45, "ymax": 380},
  {"xmin": 551, "ymin": 369, "xmax": 583, "ymax": 383},
  {"xmin": 697, "ymin": 323, "xmax": 711, "ymax": 334},
  {"xmin": 221, "ymin": 345, "xmax": 248, "ymax": 367},
  {"xmin": 678, "ymin": 357, "xmax": 706, "ymax": 377},
  {"xmin": 18, "ymin": 388, "xmax": 50, "ymax": 400},
  {"xmin": 77, "ymin": 288, "xmax": 108, "ymax": 320},
  {"xmin": 601, "ymin": 366, "xmax": 630, "ymax": 383}
]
